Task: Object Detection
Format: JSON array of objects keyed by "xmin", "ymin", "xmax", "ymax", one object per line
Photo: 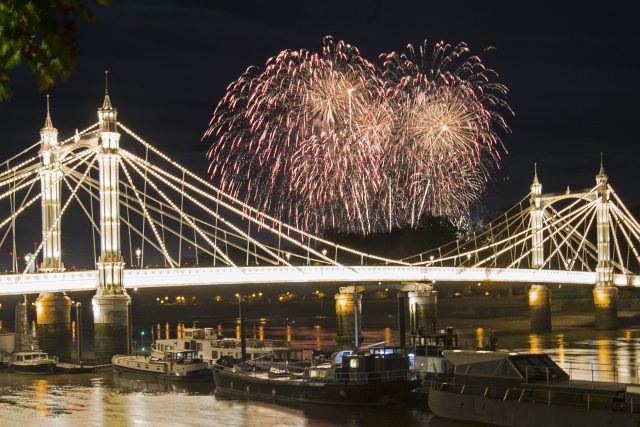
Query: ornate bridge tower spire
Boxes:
[
  {"xmin": 530, "ymin": 164, "xmax": 544, "ymax": 269},
  {"xmin": 593, "ymin": 156, "xmax": 617, "ymax": 329},
  {"xmin": 39, "ymin": 95, "xmax": 63, "ymax": 272},
  {"xmin": 36, "ymin": 96, "xmax": 72, "ymax": 359},
  {"xmin": 528, "ymin": 164, "xmax": 552, "ymax": 332},
  {"xmin": 92, "ymin": 74, "xmax": 131, "ymax": 360}
]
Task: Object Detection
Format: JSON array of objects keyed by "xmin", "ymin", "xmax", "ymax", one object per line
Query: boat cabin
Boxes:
[
  {"xmin": 154, "ymin": 327, "xmax": 299, "ymax": 366},
  {"xmin": 14, "ymin": 352, "xmax": 51, "ymax": 362},
  {"xmin": 155, "ymin": 349, "xmax": 201, "ymax": 364},
  {"xmin": 308, "ymin": 347, "xmax": 411, "ymax": 384},
  {"xmin": 443, "ymin": 350, "xmax": 572, "ymax": 395}
]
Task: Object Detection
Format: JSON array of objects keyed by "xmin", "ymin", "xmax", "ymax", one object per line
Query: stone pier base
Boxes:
[{"xmin": 92, "ymin": 293, "xmax": 131, "ymax": 362}]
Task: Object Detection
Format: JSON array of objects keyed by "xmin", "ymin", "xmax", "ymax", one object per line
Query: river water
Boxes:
[{"xmin": 0, "ymin": 324, "xmax": 638, "ymax": 426}]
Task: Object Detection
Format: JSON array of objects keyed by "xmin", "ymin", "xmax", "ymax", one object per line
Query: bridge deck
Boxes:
[{"xmin": 0, "ymin": 266, "xmax": 637, "ymax": 295}]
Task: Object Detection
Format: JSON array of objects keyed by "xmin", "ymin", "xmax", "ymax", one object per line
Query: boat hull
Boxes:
[
  {"xmin": 8, "ymin": 362, "xmax": 55, "ymax": 374},
  {"xmin": 214, "ymin": 367, "xmax": 419, "ymax": 406},
  {"xmin": 428, "ymin": 388, "xmax": 640, "ymax": 427},
  {"xmin": 112, "ymin": 363, "xmax": 211, "ymax": 382}
]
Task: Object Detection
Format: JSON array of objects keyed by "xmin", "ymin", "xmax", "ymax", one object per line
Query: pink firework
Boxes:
[
  {"xmin": 204, "ymin": 36, "xmax": 390, "ymax": 233},
  {"xmin": 204, "ymin": 37, "xmax": 511, "ymax": 234}
]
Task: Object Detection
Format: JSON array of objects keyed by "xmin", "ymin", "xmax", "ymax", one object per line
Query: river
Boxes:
[{"xmin": 0, "ymin": 323, "xmax": 638, "ymax": 426}]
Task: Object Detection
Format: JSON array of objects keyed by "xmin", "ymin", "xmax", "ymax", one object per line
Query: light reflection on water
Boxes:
[
  {"xmin": 0, "ymin": 323, "xmax": 638, "ymax": 426},
  {"xmin": 0, "ymin": 371, "xmax": 431, "ymax": 426}
]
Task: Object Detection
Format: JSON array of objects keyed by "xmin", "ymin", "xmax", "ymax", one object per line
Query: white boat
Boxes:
[
  {"xmin": 8, "ymin": 351, "xmax": 56, "ymax": 374},
  {"xmin": 153, "ymin": 327, "xmax": 300, "ymax": 368},
  {"xmin": 112, "ymin": 349, "xmax": 210, "ymax": 381}
]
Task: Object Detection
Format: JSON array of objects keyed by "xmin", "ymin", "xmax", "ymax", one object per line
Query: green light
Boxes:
[{"xmin": 141, "ymin": 331, "xmax": 145, "ymax": 336}]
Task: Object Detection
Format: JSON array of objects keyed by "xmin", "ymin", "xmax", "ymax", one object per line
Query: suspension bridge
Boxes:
[{"xmin": 2, "ymin": 88, "xmax": 640, "ymax": 357}]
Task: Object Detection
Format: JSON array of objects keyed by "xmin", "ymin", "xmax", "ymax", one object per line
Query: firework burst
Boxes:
[
  {"xmin": 204, "ymin": 37, "xmax": 511, "ymax": 234},
  {"xmin": 381, "ymin": 41, "xmax": 511, "ymax": 228},
  {"xmin": 204, "ymin": 36, "xmax": 390, "ymax": 233}
]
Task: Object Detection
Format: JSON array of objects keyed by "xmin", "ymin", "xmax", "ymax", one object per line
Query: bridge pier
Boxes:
[
  {"xmin": 408, "ymin": 283, "xmax": 437, "ymax": 335},
  {"xmin": 528, "ymin": 284, "xmax": 551, "ymax": 333},
  {"xmin": 93, "ymin": 293, "xmax": 131, "ymax": 360},
  {"xmin": 334, "ymin": 286, "xmax": 362, "ymax": 349},
  {"xmin": 35, "ymin": 292, "xmax": 72, "ymax": 358},
  {"xmin": 594, "ymin": 286, "xmax": 618, "ymax": 330}
]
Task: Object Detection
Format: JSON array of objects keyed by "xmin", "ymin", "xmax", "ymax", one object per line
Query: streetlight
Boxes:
[{"xmin": 135, "ymin": 248, "xmax": 142, "ymax": 268}]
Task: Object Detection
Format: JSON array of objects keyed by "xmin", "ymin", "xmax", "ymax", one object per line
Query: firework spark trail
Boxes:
[{"xmin": 204, "ymin": 37, "xmax": 511, "ymax": 234}]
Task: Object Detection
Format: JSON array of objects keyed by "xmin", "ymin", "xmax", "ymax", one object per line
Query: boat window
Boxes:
[
  {"xmin": 212, "ymin": 351, "xmax": 218, "ymax": 359},
  {"xmin": 465, "ymin": 360, "xmax": 501, "ymax": 376},
  {"xmin": 185, "ymin": 342, "xmax": 191, "ymax": 350},
  {"xmin": 494, "ymin": 359, "xmax": 520, "ymax": 378},
  {"xmin": 509, "ymin": 355, "xmax": 568, "ymax": 381},
  {"xmin": 349, "ymin": 358, "xmax": 359, "ymax": 369},
  {"xmin": 197, "ymin": 343, "xmax": 203, "ymax": 351},
  {"xmin": 16, "ymin": 356, "xmax": 22, "ymax": 361}
]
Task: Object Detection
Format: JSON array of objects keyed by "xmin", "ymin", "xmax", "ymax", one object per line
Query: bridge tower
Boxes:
[
  {"xmin": 593, "ymin": 161, "xmax": 617, "ymax": 329},
  {"xmin": 91, "ymin": 85, "xmax": 132, "ymax": 360},
  {"xmin": 528, "ymin": 165, "xmax": 552, "ymax": 332},
  {"xmin": 36, "ymin": 97, "xmax": 72, "ymax": 358}
]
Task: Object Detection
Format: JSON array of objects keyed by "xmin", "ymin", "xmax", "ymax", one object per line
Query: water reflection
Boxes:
[
  {"xmin": 0, "ymin": 369, "xmax": 433, "ymax": 426},
  {"xmin": 314, "ymin": 325, "xmax": 321, "ymax": 350},
  {"xmin": 34, "ymin": 378, "xmax": 48, "ymax": 415},
  {"xmin": 556, "ymin": 334, "xmax": 565, "ymax": 365},
  {"xmin": 384, "ymin": 327, "xmax": 392, "ymax": 344},
  {"xmin": 528, "ymin": 334, "xmax": 542, "ymax": 354},
  {"xmin": 475, "ymin": 327, "xmax": 484, "ymax": 349}
]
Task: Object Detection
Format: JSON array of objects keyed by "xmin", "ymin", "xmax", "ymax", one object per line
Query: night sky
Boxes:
[{"xmin": 1, "ymin": 0, "xmax": 639, "ymax": 226}]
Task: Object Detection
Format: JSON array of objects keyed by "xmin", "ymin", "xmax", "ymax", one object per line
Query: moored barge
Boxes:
[{"xmin": 214, "ymin": 347, "xmax": 419, "ymax": 406}]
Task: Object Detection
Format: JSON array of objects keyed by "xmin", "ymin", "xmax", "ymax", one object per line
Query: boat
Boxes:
[
  {"xmin": 214, "ymin": 346, "xmax": 420, "ymax": 406},
  {"xmin": 408, "ymin": 326, "xmax": 460, "ymax": 402},
  {"xmin": 112, "ymin": 349, "xmax": 210, "ymax": 381},
  {"xmin": 410, "ymin": 326, "xmax": 459, "ymax": 378},
  {"xmin": 428, "ymin": 349, "xmax": 640, "ymax": 426},
  {"xmin": 8, "ymin": 351, "xmax": 57, "ymax": 374},
  {"xmin": 154, "ymin": 327, "xmax": 302, "ymax": 369}
]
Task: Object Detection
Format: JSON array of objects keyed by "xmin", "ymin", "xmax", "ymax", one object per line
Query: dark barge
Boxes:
[{"xmin": 213, "ymin": 347, "xmax": 420, "ymax": 406}]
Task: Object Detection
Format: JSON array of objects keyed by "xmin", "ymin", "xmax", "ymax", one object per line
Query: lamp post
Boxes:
[
  {"xmin": 140, "ymin": 330, "xmax": 145, "ymax": 354},
  {"xmin": 135, "ymin": 248, "xmax": 141, "ymax": 268}
]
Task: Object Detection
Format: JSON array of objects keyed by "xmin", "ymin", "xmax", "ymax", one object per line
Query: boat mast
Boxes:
[
  {"xmin": 353, "ymin": 289, "xmax": 360, "ymax": 353},
  {"xmin": 238, "ymin": 296, "xmax": 247, "ymax": 361},
  {"xmin": 15, "ymin": 295, "xmax": 33, "ymax": 352}
]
